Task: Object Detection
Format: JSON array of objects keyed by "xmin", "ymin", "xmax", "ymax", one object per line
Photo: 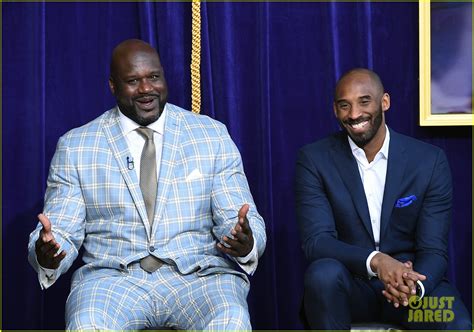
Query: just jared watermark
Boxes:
[{"xmin": 408, "ymin": 296, "xmax": 455, "ymax": 323}]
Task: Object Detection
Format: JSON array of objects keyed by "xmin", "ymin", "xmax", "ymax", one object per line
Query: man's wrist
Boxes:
[
  {"xmin": 366, "ymin": 250, "xmax": 380, "ymax": 278},
  {"xmin": 35, "ymin": 254, "xmax": 57, "ymax": 277},
  {"xmin": 236, "ymin": 241, "xmax": 257, "ymax": 264}
]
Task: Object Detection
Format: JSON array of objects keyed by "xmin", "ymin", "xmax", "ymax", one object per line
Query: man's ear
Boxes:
[
  {"xmin": 333, "ymin": 102, "xmax": 338, "ymax": 117},
  {"xmin": 381, "ymin": 92, "xmax": 390, "ymax": 112},
  {"xmin": 108, "ymin": 77, "xmax": 115, "ymax": 95}
]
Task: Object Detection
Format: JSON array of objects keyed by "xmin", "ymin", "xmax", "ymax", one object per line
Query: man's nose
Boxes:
[
  {"xmin": 138, "ymin": 79, "xmax": 153, "ymax": 93},
  {"xmin": 348, "ymin": 106, "xmax": 362, "ymax": 119}
]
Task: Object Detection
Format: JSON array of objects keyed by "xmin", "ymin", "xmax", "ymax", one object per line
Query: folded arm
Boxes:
[{"xmin": 295, "ymin": 148, "xmax": 373, "ymax": 277}]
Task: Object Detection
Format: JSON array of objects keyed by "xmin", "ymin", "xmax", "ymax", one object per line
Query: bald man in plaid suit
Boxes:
[{"xmin": 28, "ymin": 39, "xmax": 266, "ymax": 330}]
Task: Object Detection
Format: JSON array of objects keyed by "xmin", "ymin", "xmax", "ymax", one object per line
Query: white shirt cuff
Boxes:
[
  {"xmin": 235, "ymin": 241, "xmax": 258, "ymax": 275},
  {"xmin": 366, "ymin": 250, "xmax": 380, "ymax": 278},
  {"xmin": 35, "ymin": 255, "xmax": 58, "ymax": 289},
  {"xmin": 416, "ymin": 280, "xmax": 425, "ymax": 299}
]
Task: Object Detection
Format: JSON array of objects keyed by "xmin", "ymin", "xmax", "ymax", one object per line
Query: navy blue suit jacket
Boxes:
[{"xmin": 295, "ymin": 128, "xmax": 452, "ymax": 296}]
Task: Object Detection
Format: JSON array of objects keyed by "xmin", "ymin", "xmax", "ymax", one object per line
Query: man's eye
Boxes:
[
  {"xmin": 150, "ymin": 75, "xmax": 160, "ymax": 80},
  {"xmin": 127, "ymin": 79, "xmax": 138, "ymax": 84},
  {"xmin": 360, "ymin": 100, "xmax": 370, "ymax": 105},
  {"xmin": 339, "ymin": 104, "xmax": 349, "ymax": 109}
]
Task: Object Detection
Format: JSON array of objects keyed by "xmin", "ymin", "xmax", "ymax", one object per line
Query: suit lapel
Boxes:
[
  {"xmin": 380, "ymin": 130, "xmax": 407, "ymax": 241},
  {"xmin": 102, "ymin": 108, "xmax": 150, "ymax": 237},
  {"xmin": 330, "ymin": 133, "xmax": 374, "ymax": 240},
  {"xmin": 153, "ymin": 105, "xmax": 181, "ymax": 228}
]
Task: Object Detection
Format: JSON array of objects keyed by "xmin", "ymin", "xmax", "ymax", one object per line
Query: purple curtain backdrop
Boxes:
[{"xmin": 2, "ymin": 2, "xmax": 471, "ymax": 329}]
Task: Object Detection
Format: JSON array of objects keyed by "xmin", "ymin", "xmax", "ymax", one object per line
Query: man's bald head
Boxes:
[
  {"xmin": 332, "ymin": 67, "xmax": 390, "ymax": 153},
  {"xmin": 108, "ymin": 39, "xmax": 168, "ymax": 126},
  {"xmin": 334, "ymin": 68, "xmax": 385, "ymax": 102},
  {"xmin": 110, "ymin": 39, "xmax": 160, "ymax": 80}
]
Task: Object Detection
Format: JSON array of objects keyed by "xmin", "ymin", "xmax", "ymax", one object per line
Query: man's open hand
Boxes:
[
  {"xmin": 35, "ymin": 214, "xmax": 66, "ymax": 269},
  {"xmin": 217, "ymin": 204, "xmax": 254, "ymax": 257}
]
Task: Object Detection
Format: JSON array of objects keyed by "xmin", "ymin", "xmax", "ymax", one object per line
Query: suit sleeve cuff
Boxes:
[{"xmin": 366, "ymin": 250, "xmax": 380, "ymax": 278}]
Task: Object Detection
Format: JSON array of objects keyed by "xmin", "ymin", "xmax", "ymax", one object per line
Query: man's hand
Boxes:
[
  {"xmin": 217, "ymin": 204, "xmax": 254, "ymax": 257},
  {"xmin": 383, "ymin": 260, "xmax": 426, "ymax": 307},
  {"xmin": 371, "ymin": 253, "xmax": 426, "ymax": 308},
  {"xmin": 402, "ymin": 261, "xmax": 422, "ymax": 296},
  {"xmin": 35, "ymin": 214, "xmax": 66, "ymax": 269}
]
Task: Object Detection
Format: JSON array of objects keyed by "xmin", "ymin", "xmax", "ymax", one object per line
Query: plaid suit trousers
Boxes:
[{"xmin": 66, "ymin": 264, "xmax": 251, "ymax": 330}]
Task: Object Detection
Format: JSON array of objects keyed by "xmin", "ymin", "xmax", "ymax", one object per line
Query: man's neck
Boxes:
[{"xmin": 363, "ymin": 125, "xmax": 387, "ymax": 163}]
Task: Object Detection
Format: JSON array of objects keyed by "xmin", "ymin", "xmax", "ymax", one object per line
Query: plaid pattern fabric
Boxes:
[
  {"xmin": 66, "ymin": 264, "xmax": 250, "ymax": 330},
  {"xmin": 28, "ymin": 104, "xmax": 266, "ymax": 326}
]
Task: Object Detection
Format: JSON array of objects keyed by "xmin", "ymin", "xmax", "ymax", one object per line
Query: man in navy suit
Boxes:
[{"xmin": 295, "ymin": 68, "xmax": 471, "ymax": 330}]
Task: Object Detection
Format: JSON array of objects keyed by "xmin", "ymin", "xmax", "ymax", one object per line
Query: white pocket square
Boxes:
[{"xmin": 185, "ymin": 169, "xmax": 203, "ymax": 181}]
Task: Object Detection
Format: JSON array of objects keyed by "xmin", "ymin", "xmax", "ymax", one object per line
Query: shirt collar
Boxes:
[
  {"xmin": 118, "ymin": 104, "xmax": 167, "ymax": 136},
  {"xmin": 348, "ymin": 125, "xmax": 390, "ymax": 160}
]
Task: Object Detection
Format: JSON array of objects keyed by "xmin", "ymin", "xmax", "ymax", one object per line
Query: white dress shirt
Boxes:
[
  {"xmin": 119, "ymin": 105, "xmax": 165, "ymax": 182},
  {"xmin": 348, "ymin": 127, "xmax": 390, "ymax": 277}
]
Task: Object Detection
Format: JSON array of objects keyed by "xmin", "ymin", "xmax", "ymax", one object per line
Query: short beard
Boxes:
[
  {"xmin": 131, "ymin": 111, "xmax": 162, "ymax": 126},
  {"xmin": 118, "ymin": 99, "xmax": 163, "ymax": 126},
  {"xmin": 342, "ymin": 106, "xmax": 383, "ymax": 148}
]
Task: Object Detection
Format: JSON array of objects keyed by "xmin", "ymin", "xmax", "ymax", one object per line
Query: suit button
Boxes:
[{"xmin": 149, "ymin": 246, "xmax": 155, "ymax": 252}]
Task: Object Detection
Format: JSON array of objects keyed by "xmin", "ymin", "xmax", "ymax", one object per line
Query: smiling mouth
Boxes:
[
  {"xmin": 348, "ymin": 120, "xmax": 369, "ymax": 129},
  {"xmin": 135, "ymin": 96, "xmax": 159, "ymax": 109}
]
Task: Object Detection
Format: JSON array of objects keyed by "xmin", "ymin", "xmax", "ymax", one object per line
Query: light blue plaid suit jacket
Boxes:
[{"xmin": 28, "ymin": 104, "xmax": 266, "ymax": 288}]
